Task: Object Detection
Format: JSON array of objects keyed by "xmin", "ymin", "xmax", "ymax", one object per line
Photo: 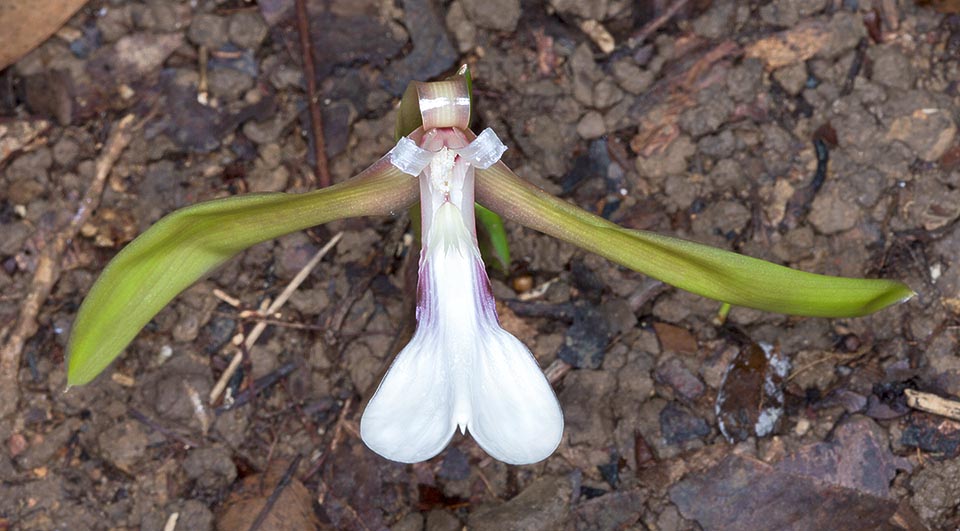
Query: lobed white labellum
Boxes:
[{"xmin": 362, "ymin": 129, "xmax": 563, "ymax": 465}]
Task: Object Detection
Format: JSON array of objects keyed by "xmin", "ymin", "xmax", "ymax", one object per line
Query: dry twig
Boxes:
[
  {"xmin": 294, "ymin": 0, "xmax": 331, "ymax": 187},
  {"xmin": 0, "ymin": 114, "xmax": 136, "ymax": 419},
  {"xmin": 904, "ymin": 389, "xmax": 960, "ymax": 421},
  {"xmin": 209, "ymin": 232, "xmax": 343, "ymax": 404}
]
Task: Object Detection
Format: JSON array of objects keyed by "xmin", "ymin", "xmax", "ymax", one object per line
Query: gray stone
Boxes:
[
  {"xmin": 392, "ymin": 512, "xmax": 425, "ymax": 531},
  {"xmin": 818, "ymin": 11, "xmax": 867, "ymax": 60},
  {"xmin": 52, "ymin": 137, "xmax": 80, "ymax": 167},
  {"xmin": 445, "ymin": 1, "xmax": 476, "ymax": 53},
  {"xmin": 871, "ymin": 45, "xmax": 915, "ymax": 90},
  {"xmin": 470, "ymin": 476, "xmax": 572, "ymax": 531},
  {"xmin": 548, "ymin": 0, "xmax": 606, "ymax": 20},
  {"xmin": 228, "ymin": 11, "xmax": 268, "ymax": 50},
  {"xmin": 635, "ymin": 135, "xmax": 696, "ymax": 181},
  {"xmin": 208, "ymin": 68, "xmax": 254, "ymax": 101},
  {"xmin": 726, "ymin": 58, "xmax": 764, "ymax": 102},
  {"xmin": 97, "ymin": 420, "xmax": 148, "ymax": 473},
  {"xmin": 773, "ymin": 62, "xmax": 808, "ymax": 95},
  {"xmin": 808, "ymin": 180, "xmax": 860, "ymax": 234},
  {"xmin": 611, "ymin": 59, "xmax": 654, "ymax": 95},
  {"xmin": 188, "ymin": 14, "xmax": 229, "ymax": 49},
  {"xmin": 426, "ymin": 509, "xmax": 462, "ymax": 531},
  {"xmin": 885, "ymin": 105, "xmax": 956, "ymax": 162},
  {"xmin": 910, "ymin": 458, "xmax": 960, "ymax": 524},
  {"xmin": 698, "ymin": 129, "xmax": 736, "ymax": 159},
  {"xmin": 693, "ymin": 0, "xmax": 737, "ymax": 39},
  {"xmin": 461, "ymin": 0, "xmax": 520, "ymax": 32},
  {"xmin": 560, "ymin": 370, "xmax": 616, "ymax": 446},
  {"xmin": 183, "ymin": 446, "xmax": 237, "ymax": 490},
  {"xmin": 576, "ymin": 111, "xmax": 606, "ymax": 139},
  {"xmin": 679, "ymin": 87, "xmax": 733, "ymax": 137}
]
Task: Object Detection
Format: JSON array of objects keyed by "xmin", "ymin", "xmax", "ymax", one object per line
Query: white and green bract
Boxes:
[{"xmin": 360, "ymin": 127, "xmax": 563, "ymax": 465}]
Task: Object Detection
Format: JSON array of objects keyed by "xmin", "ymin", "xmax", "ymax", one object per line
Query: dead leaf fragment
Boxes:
[
  {"xmin": 745, "ymin": 24, "xmax": 829, "ymax": 70},
  {"xmin": 716, "ymin": 338, "xmax": 789, "ymax": 442},
  {"xmin": 0, "ymin": 0, "xmax": 89, "ymax": 71},
  {"xmin": 653, "ymin": 322, "xmax": 698, "ymax": 355}
]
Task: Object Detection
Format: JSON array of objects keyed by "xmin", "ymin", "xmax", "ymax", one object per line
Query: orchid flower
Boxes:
[
  {"xmin": 67, "ymin": 67, "xmax": 913, "ymax": 466},
  {"xmin": 361, "ymin": 127, "xmax": 562, "ymax": 464}
]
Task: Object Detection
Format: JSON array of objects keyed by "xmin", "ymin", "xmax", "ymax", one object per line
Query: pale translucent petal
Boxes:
[
  {"xmin": 359, "ymin": 326, "xmax": 458, "ymax": 463},
  {"xmin": 467, "ymin": 325, "xmax": 564, "ymax": 465},
  {"xmin": 387, "ymin": 136, "xmax": 433, "ymax": 177},
  {"xmin": 456, "ymin": 128, "xmax": 507, "ymax": 169}
]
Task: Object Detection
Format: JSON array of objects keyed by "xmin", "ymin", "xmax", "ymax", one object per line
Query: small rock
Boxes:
[
  {"xmin": 560, "ymin": 370, "xmax": 617, "ymax": 447},
  {"xmin": 97, "ymin": 5, "xmax": 132, "ymax": 42},
  {"xmin": 445, "ymin": 1, "xmax": 477, "ymax": 53},
  {"xmin": 392, "ymin": 513, "xmax": 425, "ymax": 531},
  {"xmin": 910, "ymin": 458, "xmax": 960, "ymax": 524},
  {"xmin": 344, "ymin": 340, "xmax": 380, "ymax": 394},
  {"xmin": 773, "ymin": 62, "xmax": 808, "ymax": 95},
  {"xmin": 808, "ymin": 180, "xmax": 859, "ymax": 234},
  {"xmin": 188, "ymin": 14, "xmax": 229, "ymax": 49},
  {"xmin": 548, "ymin": 0, "xmax": 606, "ymax": 20},
  {"xmin": 635, "ymin": 136, "xmax": 696, "ymax": 181},
  {"xmin": 228, "ymin": 12, "xmax": 268, "ymax": 50},
  {"xmin": 141, "ymin": 500, "xmax": 215, "ymax": 531},
  {"xmin": 659, "ymin": 402, "xmax": 710, "ymax": 445},
  {"xmin": 576, "ymin": 111, "xmax": 606, "ymax": 140},
  {"xmin": 656, "ymin": 358, "xmax": 705, "ymax": 401},
  {"xmin": 207, "ymin": 68, "xmax": 254, "ymax": 101},
  {"xmin": 460, "ymin": 0, "xmax": 520, "ymax": 32},
  {"xmin": 288, "ymin": 287, "xmax": 330, "ymax": 315},
  {"xmin": 247, "ymin": 165, "xmax": 289, "ymax": 192},
  {"xmin": 557, "ymin": 305, "xmax": 612, "ymax": 369},
  {"xmin": 426, "ymin": 509, "xmax": 462, "ymax": 531},
  {"xmin": 438, "ymin": 446, "xmax": 470, "ymax": 481},
  {"xmin": 870, "ymin": 45, "xmax": 915, "ymax": 90},
  {"xmin": 610, "ymin": 59, "xmax": 653, "ymax": 95},
  {"xmin": 97, "ymin": 420, "xmax": 148, "ymax": 473},
  {"xmin": 678, "ymin": 87, "xmax": 734, "ymax": 137},
  {"xmin": 886, "ymin": 107, "xmax": 957, "ymax": 162},
  {"xmin": 759, "ymin": 0, "xmax": 802, "ymax": 27},
  {"xmin": 183, "ymin": 445, "xmax": 237, "ymax": 491},
  {"xmin": 469, "ymin": 475, "xmax": 572, "ymax": 531},
  {"xmin": 592, "ymin": 78, "xmax": 623, "ymax": 109},
  {"xmin": 691, "ymin": 199, "xmax": 751, "ymax": 246},
  {"xmin": 52, "ymin": 137, "xmax": 79, "ymax": 167},
  {"xmin": 697, "ymin": 129, "xmax": 736, "ymax": 158},
  {"xmin": 726, "ymin": 59, "xmax": 764, "ymax": 102},
  {"xmin": 692, "ymin": 0, "xmax": 737, "ymax": 39},
  {"xmin": 243, "ymin": 117, "xmax": 284, "ymax": 145},
  {"xmin": 819, "ymin": 11, "xmax": 867, "ymax": 60}
]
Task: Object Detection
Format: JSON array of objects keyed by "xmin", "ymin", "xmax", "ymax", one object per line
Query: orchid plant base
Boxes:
[{"xmin": 67, "ymin": 66, "xmax": 913, "ymax": 465}]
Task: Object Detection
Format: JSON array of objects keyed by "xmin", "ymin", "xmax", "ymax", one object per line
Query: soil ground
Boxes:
[{"xmin": 1, "ymin": 0, "xmax": 960, "ymax": 530}]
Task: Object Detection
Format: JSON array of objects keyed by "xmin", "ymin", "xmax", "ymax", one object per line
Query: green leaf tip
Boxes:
[{"xmin": 67, "ymin": 158, "xmax": 417, "ymax": 386}]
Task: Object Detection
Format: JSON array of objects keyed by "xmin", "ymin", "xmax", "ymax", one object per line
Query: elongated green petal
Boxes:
[
  {"xmin": 68, "ymin": 160, "xmax": 417, "ymax": 386},
  {"xmin": 475, "ymin": 162, "xmax": 913, "ymax": 318}
]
